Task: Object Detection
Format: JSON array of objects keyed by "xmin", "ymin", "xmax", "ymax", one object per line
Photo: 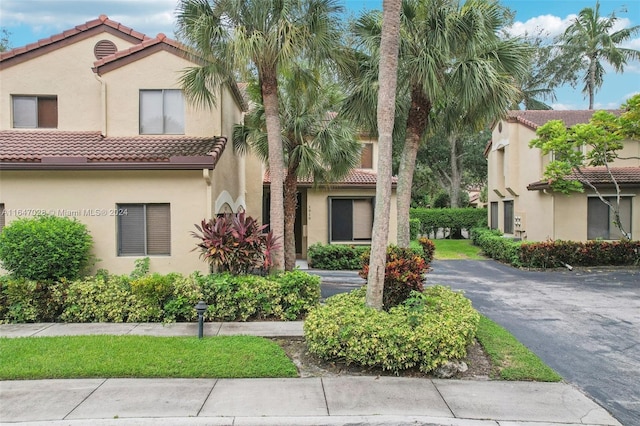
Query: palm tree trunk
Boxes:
[
  {"xmin": 396, "ymin": 87, "xmax": 431, "ymax": 247},
  {"xmin": 588, "ymin": 57, "xmax": 597, "ymax": 110},
  {"xmin": 261, "ymin": 69, "xmax": 286, "ymax": 271},
  {"xmin": 366, "ymin": 0, "xmax": 402, "ymax": 310},
  {"xmin": 449, "ymin": 133, "xmax": 460, "ymax": 208},
  {"xmin": 284, "ymin": 166, "xmax": 299, "ymax": 271}
]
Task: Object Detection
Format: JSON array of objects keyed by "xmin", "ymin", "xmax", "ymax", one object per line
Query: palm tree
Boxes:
[
  {"xmin": 554, "ymin": 1, "xmax": 640, "ymax": 109},
  {"xmin": 365, "ymin": 0, "xmax": 403, "ymax": 310},
  {"xmin": 175, "ymin": 0, "xmax": 348, "ymax": 270},
  {"xmin": 233, "ymin": 66, "xmax": 361, "ymax": 271},
  {"xmin": 344, "ymin": 0, "xmax": 529, "ymax": 247}
]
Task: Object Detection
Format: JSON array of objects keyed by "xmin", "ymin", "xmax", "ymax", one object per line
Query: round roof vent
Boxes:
[{"xmin": 94, "ymin": 39, "xmax": 117, "ymax": 60}]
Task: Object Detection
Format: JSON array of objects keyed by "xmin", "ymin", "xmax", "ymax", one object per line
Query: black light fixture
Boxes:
[{"xmin": 195, "ymin": 301, "xmax": 208, "ymax": 339}]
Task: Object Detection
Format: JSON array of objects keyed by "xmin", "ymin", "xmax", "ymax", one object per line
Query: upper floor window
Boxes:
[
  {"xmin": 360, "ymin": 143, "xmax": 373, "ymax": 168},
  {"xmin": 139, "ymin": 90, "xmax": 184, "ymax": 135},
  {"xmin": 12, "ymin": 95, "xmax": 58, "ymax": 128}
]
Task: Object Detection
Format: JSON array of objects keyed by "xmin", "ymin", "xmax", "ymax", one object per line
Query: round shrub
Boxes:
[
  {"xmin": 0, "ymin": 215, "xmax": 93, "ymax": 281},
  {"xmin": 304, "ymin": 286, "xmax": 479, "ymax": 373}
]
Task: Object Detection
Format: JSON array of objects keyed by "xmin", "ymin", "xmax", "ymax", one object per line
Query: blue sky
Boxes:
[{"xmin": 1, "ymin": 0, "xmax": 638, "ymax": 110}]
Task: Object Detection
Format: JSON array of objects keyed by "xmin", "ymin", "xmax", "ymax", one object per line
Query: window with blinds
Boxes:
[
  {"xmin": 117, "ymin": 204, "xmax": 171, "ymax": 256},
  {"xmin": 329, "ymin": 197, "xmax": 373, "ymax": 242}
]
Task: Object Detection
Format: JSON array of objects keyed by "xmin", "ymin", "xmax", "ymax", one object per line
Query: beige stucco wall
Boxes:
[
  {"xmin": 99, "ymin": 50, "xmax": 223, "ymax": 137},
  {"xmin": 488, "ymin": 117, "xmax": 640, "ymax": 242},
  {"xmin": 304, "ymin": 187, "xmax": 398, "ymax": 257},
  {"xmin": 0, "ymin": 33, "xmax": 137, "ymax": 131},
  {"xmin": 0, "ymin": 170, "xmax": 214, "ymax": 275}
]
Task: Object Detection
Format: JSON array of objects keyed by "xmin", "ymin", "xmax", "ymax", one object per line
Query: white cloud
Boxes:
[
  {"xmin": 504, "ymin": 14, "xmax": 577, "ymax": 38},
  {"xmin": 1, "ymin": 0, "xmax": 177, "ymax": 40}
]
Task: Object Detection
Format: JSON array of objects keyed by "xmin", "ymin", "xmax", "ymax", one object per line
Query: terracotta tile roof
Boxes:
[
  {"xmin": 0, "ymin": 15, "xmax": 149, "ymax": 63},
  {"xmin": 92, "ymin": 32, "xmax": 185, "ymax": 71},
  {"xmin": 527, "ymin": 167, "xmax": 640, "ymax": 190},
  {"xmin": 505, "ymin": 109, "xmax": 622, "ymax": 131},
  {"xmin": 264, "ymin": 169, "xmax": 397, "ymax": 187},
  {"xmin": 0, "ymin": 130, "xmax": 226, "ymax": 169}
]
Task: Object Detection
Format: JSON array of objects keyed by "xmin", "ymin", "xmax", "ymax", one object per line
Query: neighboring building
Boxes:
[
  {"xmin": 0, "ymin": 15, "xmax": 258, "ymax": 275},
  {"xmin": 263, "ymin": 138, "xmax": 398, "ymax": 259},
  {"xmin": 486, "ymin": 110, "xmax": 640, "ymax": 242},
  {"xmin": 0, "ymin": 16, "xmax": 395, "ymax": 274}
]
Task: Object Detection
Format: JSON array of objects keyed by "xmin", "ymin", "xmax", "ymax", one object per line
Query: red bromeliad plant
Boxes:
[
  {"xmin": 192, "ymin": 212, "xmax": 281, "ymax": 275},
  {"xmin": 360, "ymin": 246, "xmax": 430, "ymax": 310}
]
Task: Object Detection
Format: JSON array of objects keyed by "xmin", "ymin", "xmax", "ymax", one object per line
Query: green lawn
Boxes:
[
  {"xmin": 411, "ymin": 238, "xmax": 485, "ymax": 260},
  {"xmin": 0, "ymin": 335, "xmax": 298, "ymax": 380},
  {"xmin": 476, "ymin": 315, "xmax": 562, "ymax": 382}
]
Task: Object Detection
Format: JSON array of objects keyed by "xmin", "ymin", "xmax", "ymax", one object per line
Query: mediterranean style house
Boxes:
[
  {"xmin": 486, "ymin": 109, "xmax": 640, "ymax": 242},
  {"xmin": 0, "ymin": 16, "xmax": 395, "ymax": 274}
]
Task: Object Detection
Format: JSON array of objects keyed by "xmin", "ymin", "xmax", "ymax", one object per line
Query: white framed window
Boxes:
[
  {"xmin": 118, "ymin": 204, "xmax": 171, "ymax": 255},
  {"xmin": 329, "ymin": 197, "xmax": 373, "ymax": 242},
  {"xmin": 490, "ymin": 202, "xmax": 498, "ymax": 230},
  {"xmin": 587, "ymin": 196, "xmax": 632, "ymax": 240},
  {"xmin": 139, "ymin": 90, "xmax": 184, "ymax": 134},
  {"xmin": 12, "ymin": 95, "xmax": 58, "ymax": 128}
]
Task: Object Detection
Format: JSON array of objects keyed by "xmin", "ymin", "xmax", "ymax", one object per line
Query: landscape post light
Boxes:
[{"xmin": 195, "ymin": 301, "xmax": 208, "ymax": 339}]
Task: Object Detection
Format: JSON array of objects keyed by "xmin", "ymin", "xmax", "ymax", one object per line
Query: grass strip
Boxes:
[
  {"xmin": 0, "ymin": 335, "xmax": 298, "ymax": 380},
  {"xmin": 432, "ymin": 239, "xmax": 485, "ymax": 260},
  {"xmin": 476, "ymin": 315, "xmax": 562, "ymax": 382}
]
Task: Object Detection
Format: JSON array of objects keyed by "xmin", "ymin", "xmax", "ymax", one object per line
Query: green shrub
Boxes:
[
  {"xmin": 409, "ymin": 218, "xmax": 421, "ymax": 240},
  {"xmin": 304, "ymin": 286, "xmax": 479, "ymax": 373},
  {"xmin": 0, "ymin": 269, "xmax": 320, "ymax": 323},
  {"xmin": 0, "ymin": 277, "xmax": 61, "ymax": 323},
  {"xmin": 418, "ymin": 237, "xmax": 436, "ymax": 262},
  {"xmin": 470, "ymin": 228, "xmax": 522, "ymax": 266},
  {"xmin": 55, "ymin": 274, "xmax": 136, "ymax": 323},
  {"xmin": 307, "ymin": 243, "xmax": 370, "ymax": 270},
  {"xmin": 0, "ymin": 215, "xmax": 93, "ymax": 281},
  {"xmin": 410, "ymin": 208, "xmax": 487, "ymax": 238},
  {"xmin": 360, "ymin": 246, "xmax": 429, "ymax": 310},
  {"xmin": 196, "ymin": 271, "xmax": 320, "ymax": 321}
]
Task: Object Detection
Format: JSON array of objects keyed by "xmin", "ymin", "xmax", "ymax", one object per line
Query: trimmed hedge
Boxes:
[
  {"xmin": 0, "ymin": 270, "xmax": 321, "ymax": 324},
  {"xmin": 471, "ymin": 227, "xmax": 640, "ymax": 268},
  {"xmin": 307, "ymin": 243, "xmax": 370, "ymax": 270},
  {"xmin": 304, "ymin": 286, "xmax": 479, "ymax": 373},
  {"xmin": 410, "ymin": 208, "xmax": 487, "ymax": 238},
  {"xmin": 470, "ymin": 228, "xmax": 522, "ymax": 266}
]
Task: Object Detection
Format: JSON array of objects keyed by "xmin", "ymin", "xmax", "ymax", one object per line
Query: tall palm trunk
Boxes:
[
  {"xmin": 283, "ymin": 164, "xmax": 299, "ymax": 271},
  {"xmin": 396, "ymin": 87, "xmax": 431, "ymax": 247},
  {"xmin": 261, "ymin": 69, "xmax": 286, "ymax": 271},
  {"xmin": 366, "ymin": 0, "xmax": 402, "ymax": 310},
  {"xmin": 449, "ymin": 132, "xmax": 461, "ymax": 208},
  {"xmin": 587, "ymin": 56, "xmax": 597, "ymax": 109}
]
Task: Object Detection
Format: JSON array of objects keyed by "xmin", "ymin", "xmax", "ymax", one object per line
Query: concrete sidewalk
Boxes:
[{"xmin": 0, "ymin": 323, "xmax": 622, "ymax": 426}]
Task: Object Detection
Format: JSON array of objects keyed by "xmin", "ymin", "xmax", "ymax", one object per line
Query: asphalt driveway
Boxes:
[{"xmin": 310, "ymin": 260, "xmax": 640, "ymax": 425}]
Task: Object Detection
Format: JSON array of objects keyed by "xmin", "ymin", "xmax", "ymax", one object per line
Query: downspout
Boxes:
[
  {"xmin": 94, "ymin": 73, "xmax": 107, "ymax": 136},
  {"xmin": 203, "ymin": 169, "xmax": 212, "ymax": 219}
]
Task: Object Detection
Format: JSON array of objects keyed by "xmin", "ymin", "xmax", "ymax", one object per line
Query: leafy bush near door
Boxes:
[
  {"xmin": 307, "ymin": 243, "xmax": 370, "ymax": 270},
  {"xmin": 0, "ymin": 214, "xmax": 93, "ymax": 281}
]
